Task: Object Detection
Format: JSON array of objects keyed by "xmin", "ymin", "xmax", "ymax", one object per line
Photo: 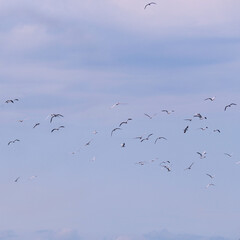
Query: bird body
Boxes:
[{"xmin": 144, "ymin": 2, "xmax": 156, "ymax": 9}]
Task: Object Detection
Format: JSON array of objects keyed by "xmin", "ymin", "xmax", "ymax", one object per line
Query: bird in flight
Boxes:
[
  {"xmin": 110, "ymin": 102, "xmax": 127, "ymax": 109},
  {"xmin": 206, "ymin": 173, "xmax": 214, "ymax": 179},
  {"xmin": 205, "ymin": 96, "xmax": 216, "ymax": 101},
  {"xmin": 162, "ymin": 165, "xmax": 171, "ymax": 172},
  {"xmin": 85, "ymin": 139, "xmax": 92, "ymax": 146},
  {"xmin": 111, "ymin": 127, "xmax": 121, "ymax": 136},
  {"xmin": 51, "ymin": 126, "xmax": 65, "ymax": 132},
  {"xmin": 50, "ymin": 114, "xmax": 64, "ymax": 123},
  {"xmin": 33, "ymin": 123, "xmax": 40, "ymax": 128},
  {"xmin": 154, "ymin": 136, "xmax": 167, "ymax": 144},
  {"xmin": 184, "ymin": 162, "xmax": 194, "ymax": 171},
  {"xmin": 121, "ymin": 143, "xmax": 126, "ymax": 148},
  {"xmin": 140, "ymin": 133, "xmax": 153, "ymax": 142},
  {"xmin": 144, "ymin": 113, "xmax": 157, "ymax": 119},
  {"xmin": 162, "ymin": 110, "xmax": 174, "ymax": 114},
  {"xmin": 184, "ymin": 126, "xmax": 189, "ymax": 133},
  {"xmin": 144, "ymin": 2, "xmax": 156, "ymax": 9},
  {"xmin": 14, "ymin": 177, "xmax": 20, "ymax": 182},
  {"xmin": 206, "ymin": 183, "xmax": 215, "ymax": 188},
  {"xmin": 213, "ymin": 129, "xmax": 221, "ymax": 133},
  {"xmin": 224, "ymin": 153, "xmax": 232, "ymax": 157},
  {"xmin": 119, "ymin": 118, "xmax": 132, "ymax": 127},
  {"xmin": 5, "ymin": 99, "xmax": 19, "ymax": 104},
  {"xmin": 193, "ymin": 113, "xmax": 207, "ymax": 120},
  {"xmin": 8, "ymin": 139, "xmax": 20, "ymax": 145},
  {"xmin": 224, "ymin": 103, "xmax": 237, "ymax": 111},
  {"xmin": 199, "ymin": 127, "xmax": 208, "ymax": 131},
  {"xmin": 197, "ymin": 151, "xmax": 207, "ymax": 159},
  {"xmin": 184, "ymin": 118, "xmax": 192, "ymax": 121}
]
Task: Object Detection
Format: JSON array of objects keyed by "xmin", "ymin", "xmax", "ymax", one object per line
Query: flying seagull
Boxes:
[
  {"xmin": 5, "ymin": 99, "xmax": 18, "ymax": 104},
  {"xmin": 144, "ymin": 2, "xmax": 156, "ymax": 9},
  {"xmin": 197, "ymin": 151, "xmax": 207, "ymax": 159},
  {"xmin": 140, "ymin": 133, "xmax": 153, "ymax": 142},
  {"xmin": 205, "ymin": 96, "xmax": 216, "ymax": 101},
  {"xmin": 121, "ymin": 143, "xmax": 126, "ymax": 148},
  {"xmin": 33, "ymin": 123, "xmax": 40, "ymax": 128},
  {"xmin": 224, "ymin": 103, "xmax": 237, "ymax": 111},
  {"xmin": 199, "ymin": 127, "xmax": 208, "ymax": 131},
  {"xmin": 85, "ymin": 139, "xmax": 92, "ymax": 146},
  {"xmin": 184, "ymin": 162, "xmax": 194, "ymax": 171},
  {"xmin": 111, "ymin": 127, "xmax": 121, "ymax": 136},
  {"xmin": 213, "ymin": 129, "xmax": 221, "ymax": 133},
  {"xmin": 162, "ymin": 109, "xmax": 174, "ymax": 114},
  {"xmin": 184, "ymin": 118, "xmax": 192, "ymax": 121},
  {"xmin": 14, "ymin": 177, "xmax": 20, "ymax": 182},
  {"xmin": 110, "ymin": 102, "xmax": 127, "ymax": 109},
  {"xmin": 8, "ymin": 139, "xmax": 20, "ymax": 145},
  {"xmin": 206, "ymin": 173, "xmax": 214, "ymax": 179},
  {"xmin": 206, "ymin": 183, "xmax": 215, "ymax": 188},
  {"xmin": 224, "ymin": 153, "xmax": 232, "ymax": 157},
  {"xmin": 193, "ymin": 113, "xmax": 207, "ymax": 120},
  {"xmin": 51, "ymin": 126, "xmax": 65, "ymax": 132},
  {"xmin": 154, "ymin": 136, "xmax": 167, "ymax": 144},
  {"xmin": 184, "ymin": 126, "xmax": 189, "ymax": 133},
  {"xmin": 119, "ymin": 118, "xmax": 132, "ymax": 127},
  {"xmin": 50, "ymin": 113, "xmax": 64, "ymax": 123}
]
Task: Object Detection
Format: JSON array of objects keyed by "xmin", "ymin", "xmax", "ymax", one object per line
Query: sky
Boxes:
[{"xmin": 0, "ymin": 0, "xmax": 240, "ymax": 239}]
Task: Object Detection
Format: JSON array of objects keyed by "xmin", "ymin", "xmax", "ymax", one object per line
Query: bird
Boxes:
[
  {"xmin": 51, "ymin": 126, "xmax": 65, "ymax": 132},
  {"xmin": 111, "ymin": 128, "xmax": 121, "ymax": 136},
  {"xmin": 199, "ymin": 127, "xmax": 208, "ymax": 131},
  {"xmin": 184, "ymin": 118, "xmax": 192, "ymax": 121},
  {"xmin": 5, "ymin": 99, "xmax": 18, "ymax": 103},
  {"xmin": 193, "ymin": 113, "xmax": 207, "ymax": 120},
  {"xmin": 110, "ymin": 102, "xmax": 127, "ymax": 109},
  {"xmin": 144, "ymin": 2, "xmax": 156, "ymax": 9},
  {"xmin": 197, "ymin": 151, "xmax": 207, "ymax": 159},
  {"xmin": 162, "ymin": 165, "xmax": 171, "ymax": 172},
  {"xmin": 14, "ymin": 177, "xmax": 20, "ymax": 182},
  {"xmin": 85, "ymin": 139, "xmax": 92, "ymax": 146},
  {"xmin": 8, "ymin": 139, "xmax": 20, "ymax": 145},
  {"xmin": 33, "ymin": 123, "xmax": 40, "ymax": 128},
  {"xmin": 144, "ymin": 113, "xmax": 153, "ymax": 119},
  {"xmin": 184, "ymin": 162, "xmax": 194, "ymax": 171},
  {"xmin": 162, "ymin": 110, "xmax": 174, "ymax": 114},
  {"xmin": 205, "ymin": 96, "xmax": 215, "ymax": 101},
  {"xmin": 206, "ymin": 183, "xmax": 215, "ymax": 188},
  {"xmin": 140, "ymin": 133, "xmax": 153, "ymax": 142},
  {"xmin": 119, "ymin": 118, "xmax": 132, "ymax": 127},
  {"xmin": 224, "ymin": 153, "xmax": 232, "ymax": 157},
  {"xmin": 121, "ymin": 143, "xmax": 126, "ymax": 148},
  {"xmin": 29, "ymin": 175, "xmax": 37, "ymax": 180},
  {"xmin": 154, "ymin": 136, "xmax": 167, "ymax": 144},
  {"xmin": 213, "ymin": 129, "xmax": 221, "ymax": 133},
  {"xmin": 184, "ymin": 126, "xmax": 189, "ymax": 133},
  {"xmin": 135, "ymin": 161, "xmax": 146, "ymax": 166},
  {"xmin": 93, "ymin": 130, "xmax": 98, "ymax": 134},
  {"xmin": 50, "ymin": 114, "xmax": 64, "ymax": 123},
  {"xmin": 224, "ymin": 103, "xmax": 237, "ymax": 111},
  {"xmin": 206, "ymin": 173, "xmax": 214, "ymax": 179}
]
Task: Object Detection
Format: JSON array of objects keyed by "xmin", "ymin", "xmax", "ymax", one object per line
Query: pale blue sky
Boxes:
[{"xmin": 0, "ymin": 0, "xmax": 240, "ymax": 239}]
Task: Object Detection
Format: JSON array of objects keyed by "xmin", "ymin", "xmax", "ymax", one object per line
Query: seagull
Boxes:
[
  {"xmin": 184, "ymin": 162, "xmax": 194, "ymax": 171},
  {"xmin": 193, "ymin": 113, "xmax": 207, "ymax": 120},
  {"xmin": 14, "ymin": 177, "xmax": 20, "ymax": 182},
  {"xmin": 224, "ymin": 103, "xmax": 237, "ymax": 111},
  {"xmin": 197, "ymin": 151, "xmax": 207, "ymax": 159},
  {"xmin": 111, "ymin": 127, "xmax": 121, "ymax": 136},
  {"xmin": 110, "ymin": 102, "xmax": 127, "ymax": 109},
  {"xmin": 8, "ymin": 139, "xmax": 20, "ymax": 145},
  {"xmin": 121, "ymin": 143, "xmax": 126, "ymax": 148},
  {"xmin": 33, "ymin": 123, "xmax": 40, "ymax": 128},
  {"xmin": 206, "ymin": 183, "xmax": 215, "ymax": 188},
  {"xmin": 50, "ymin": 114, "xmax": 64, "ymax": 123},
  {"xmin": 162, "ymin": 165, "xmax": 171, "ymax": 172},
  {"xmin": 5, "ymin": 99, "xmax": 18, "ymax": 103},
  {"xmin": 224, "ymin": 153, "xmax": 232, "ymax": 157},
  {"xmin": 206, "ymin": 173, "xmax": 214, "ymax": 179},
  {"xmin": 135, "ymin": 161, "xmax": 146, "ymax": 166},
  {"xmin": 205, "ymin": 96, "xmax": 216, "ymax": 101},
  {"xmin": 213, "ymin": 129, "xmax": 221, "ymax": 133},
  {"xmin": 144, "ymin": 113, "xmax": 153, "ymax": 119},
  {"xmin": 51, "ymin": 126, "xmax": 65, "ymax": 132},
  {"xmin": 119, "ymin": 118, "xmax": 132, "ymax": 127},
  {"xmin": 140, "ymin": 133, "xmax": 153, "ymax": 142},
  {"xmin": 162, "ymin": 110, "xmax": 174, "ymax": 114},
  {"xmin": 144, "ymin": 2, "xmax": 156, "ymax": 9},
  {"xmin": 85, "ymin": 139, "xmax": 93, "ymax": 146},
  {"xmin": 184, "ymin": 118, "xmax": 192, "ymax": 121},
  {"xmin": 184, "ymin": 126, "xmax": 189, "ymax": 133},
  {"xmin": 93, "ymin": 130, "xmax": 98, "ymax": 134},
  {"xmin": 199, "ymin": 127, "xmax": 208, "ymax": 131},
  {"xmin": 154, "ymin": 136, "xmax": 167, "ymax": 144}
]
